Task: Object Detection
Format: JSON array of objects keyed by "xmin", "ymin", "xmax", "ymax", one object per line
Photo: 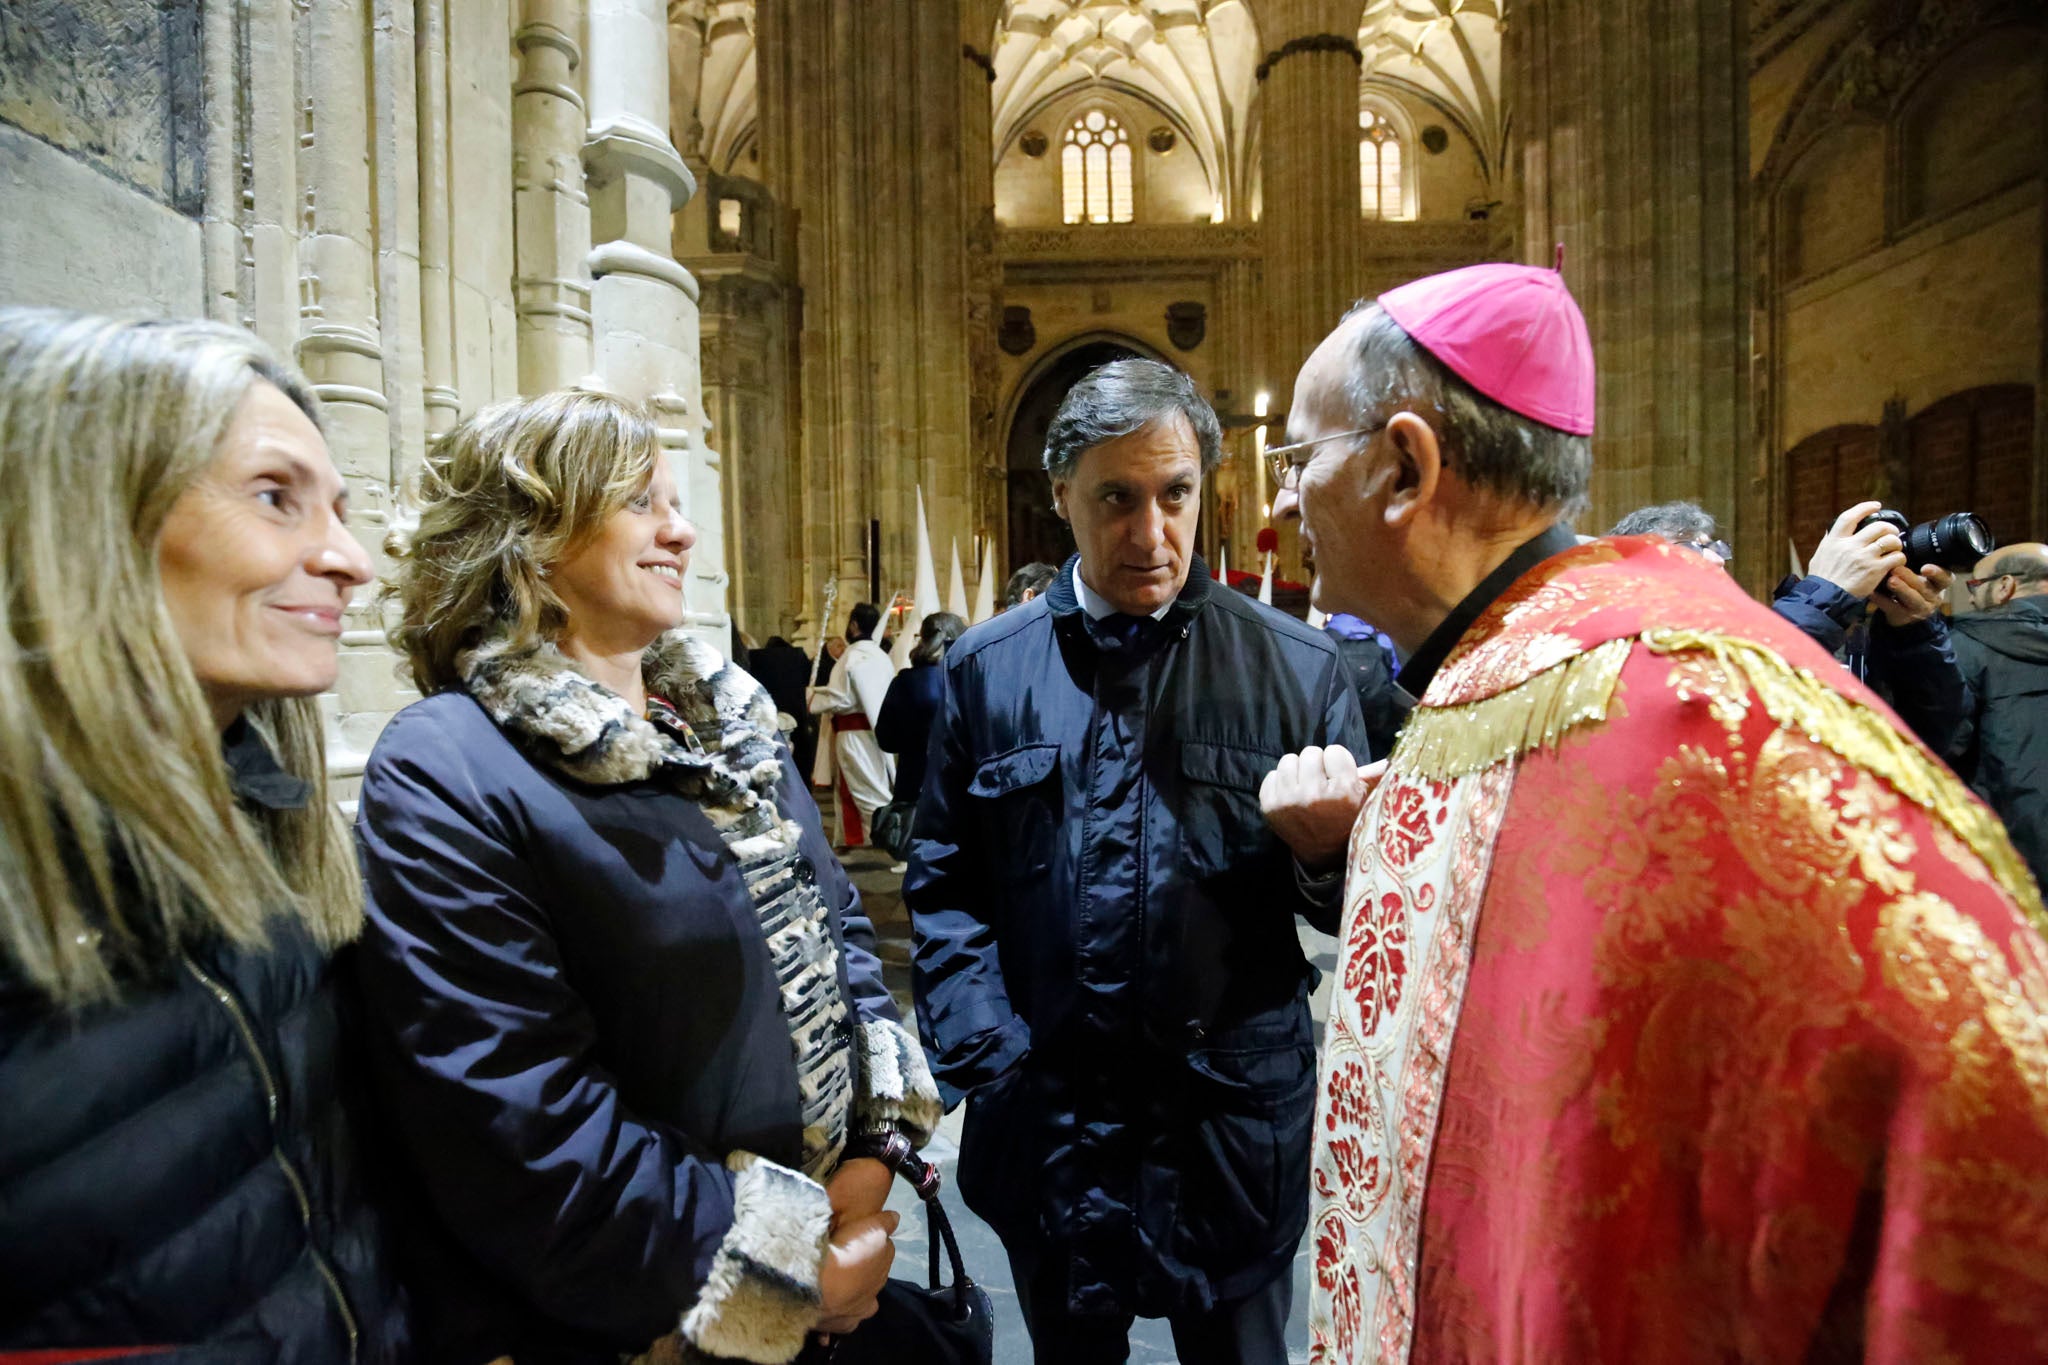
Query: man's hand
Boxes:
[
  {"xmin": 816, "ymin": 1210, "xmax": 898, "ymax": 1335},
  {"xmin": 1807, "ymin": 501, "xmax": 1905, "ymax": 600},
  {"xmin": 826, "ymin": 1157, "xmax": 893, "ymax": 1231},
  {"xmin": 1260, "ymin": 745, "xmax": 1378, "ymax": 871},
  {"xmin": 1872, "ymin": 564, "xmax": 1952, "ymax": 627}
]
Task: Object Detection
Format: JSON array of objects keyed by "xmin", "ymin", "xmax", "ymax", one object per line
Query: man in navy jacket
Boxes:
[{"xmin": 906, "ymin": 360, "xmax": 1368, "ymax": 1363}]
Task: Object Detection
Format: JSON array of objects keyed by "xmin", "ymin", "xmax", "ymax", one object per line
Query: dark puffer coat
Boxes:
[
  {"xmin": 1770, "ymin": 573, "xmax": 1973, "ymax": 754},
  {"xmin": 907, "ymin": 556, "xmax": 1367, "ymax": 1320},
  {"xmin": 1949, "ymin": 595, "xmax": 2048, "ymax": 887},
  {"xmin": 0, "ymin": 719, "xmax": 409, "ymax": 1364},
  {"xmin": 353, "ymin": 633, "xmax": 938, "ymax": 1365}
]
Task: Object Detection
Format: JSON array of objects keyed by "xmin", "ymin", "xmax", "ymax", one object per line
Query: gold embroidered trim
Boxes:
[
  {"xmin": 1642, "ymin": 627, "xmax": 2047, "ymax": 933},
  {"xmin": 1396, "ymin": 637, "xmax": 1633, "ymax": 782}
]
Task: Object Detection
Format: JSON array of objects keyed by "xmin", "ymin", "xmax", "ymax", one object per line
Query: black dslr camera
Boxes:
[{"xmin": 1854, "ymin": 509, "xmax": 1994, "ymax": 571}]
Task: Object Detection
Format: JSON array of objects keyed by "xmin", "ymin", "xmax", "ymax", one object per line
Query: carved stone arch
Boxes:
[
  {"xmin": 1758, "ymin": 3, "xmax": 2046, "ymax": 191},
  {"xmin": 1772, "ymin": 116, "xmax": 1886, "ymax": 284},
  {"xmin": 998, "ymin": 329, "xmax": 1171, "ymax": 463},
  {"xmin": 1358, "ymin": 73, "xmax": 1491, "ymax": 192},
  {"xmin": 1891, "ymin": 25, "xmax": 2045, "ymax": 229}
]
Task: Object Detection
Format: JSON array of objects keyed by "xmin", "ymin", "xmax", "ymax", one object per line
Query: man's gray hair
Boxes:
[
  {"xmin": 1043, "ymin": 358, "xmax": 1224, "ymax": 481},
  {"xmin": 1609, "ymin": 500, "xmax": 1717, "ymax": 542},
  {"xmin": 1341, "ymin": 302, "xmax": 1591, "ymax": 518}
]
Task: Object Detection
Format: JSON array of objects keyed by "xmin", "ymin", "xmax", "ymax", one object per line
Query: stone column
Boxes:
[
  {"xmin": 199, "ymin": 0, "xmax": 241, "ymax": 323},
  {"xmin": 371, "ymin": 0, "xmax": 427, "ymax": 486},
  {"xmin": 962, "ymin": 0, "xmax": 1004, "ymax": 588},
  {"xmin": 295, "ymin": 0, "xmax": 391, "ymax": 483},
  {"xmin": 1256, "ymin": 0, "xmax": 1359, "ymax": 593},
  {"xmin": 757, "ymin": 0, "xmax": 985, "ymax": 628},
  {"xmin": 242, "ymin": 0, "xmax": 302, "ymax": 353},
  {"xmin": 514, "ymin": 0, "xmax": 595, "ymax": 391},
  {"xmin": 668, "ymin": 0, "xmax": 710, "ymax": 167},
  {"xmin": 1508, "ymin": 0, "xmax": 1750, "ymax": 559},
  {"xmin": 294, "ymin": 0, "xmax": 400, "ymax": 777},
  {"xmin": 415, "ymin": 0, "xmax": 461, "ymax": 437},
  {"xmin": 1257, "ymin": 0, "xmax": 1361, "ymax": 409},
  {"xmin": 583, "ymin": 0, "xmax": 725, "ymax": 643}
]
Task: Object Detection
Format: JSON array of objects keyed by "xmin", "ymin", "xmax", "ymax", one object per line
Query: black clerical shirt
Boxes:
[{"xmin": 1393, "ymin": 522, "xmax": 1582, "ymax": 701}]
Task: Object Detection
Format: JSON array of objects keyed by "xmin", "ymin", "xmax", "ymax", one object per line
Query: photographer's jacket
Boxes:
[{"xmin": 906, "ymin": 556, "xmax": 1366, "ymax": 1318}]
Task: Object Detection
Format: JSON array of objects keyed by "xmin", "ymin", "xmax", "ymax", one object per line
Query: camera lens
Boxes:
[
  {"xmin": 1903, "ymin": 512, "xmax": 1993, "ymax": 570},
  {"xmin": 1856, "ymin": 509, "xmax": 1910, "ymax": 538}
]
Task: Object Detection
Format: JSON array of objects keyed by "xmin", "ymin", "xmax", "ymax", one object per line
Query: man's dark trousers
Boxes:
[{"xmin": 1007, "ymin": 1243, "xmax": 1292, "ymax": 1365}]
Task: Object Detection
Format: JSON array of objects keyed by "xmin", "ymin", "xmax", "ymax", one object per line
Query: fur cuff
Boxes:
[
  {"xmin": 678, "ymin": 1152, "xmax": 832, "ymax": 1364},
  {"xmin": 854, "ymin": 1018, "xmax": 944, "ymax": 1147}
]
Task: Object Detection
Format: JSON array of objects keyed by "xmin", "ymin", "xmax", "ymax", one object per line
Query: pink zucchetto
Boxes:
[{"xmin": 1377, "ymin": 254, "xmax": 1597, "ymax": 436}]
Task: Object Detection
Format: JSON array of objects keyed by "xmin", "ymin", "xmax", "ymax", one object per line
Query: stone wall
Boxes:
[
  {"xmin": 0, "ymin": 0, "xmax": 720, "ymax": 797},
  {"xmin": 0, "ymin": 0, "xmax": 204, "ymax": 313},
  {"xmin": 1753, "ymin": 0, "xmax": 2047, "ymax": 559}
]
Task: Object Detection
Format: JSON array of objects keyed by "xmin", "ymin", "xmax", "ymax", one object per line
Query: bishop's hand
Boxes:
[{"xmin": 1260, "ymin": 745, "xmax": 1381, "ymax": 872}]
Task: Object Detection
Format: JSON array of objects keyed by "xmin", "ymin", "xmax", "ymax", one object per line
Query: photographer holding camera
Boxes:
[
  {"xmin": 1770, "ymin": 500, "xmax": 1976, "ymax": 754},
  {"xmin": 1950, "ymin": 542, "xmax": 2048, "ymax": 886},
  {"xmin": 1609, "ymin": 499, "xmax": 1975, "ymax": 754}
]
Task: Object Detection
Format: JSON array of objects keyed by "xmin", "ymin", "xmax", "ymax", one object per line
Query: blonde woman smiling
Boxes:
[
  {"xmin": 0, "ymin": 311, "xmax": 408, "ymax": 1361},
  {"xmin": 353, "ymin": 392, "xmax": 939, "ymax": 1364}
]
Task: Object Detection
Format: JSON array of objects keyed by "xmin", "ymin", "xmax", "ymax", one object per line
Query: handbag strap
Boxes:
[{"xmin": 852, "ymin": 1130, "xmax": 977, "ymax": 1316}]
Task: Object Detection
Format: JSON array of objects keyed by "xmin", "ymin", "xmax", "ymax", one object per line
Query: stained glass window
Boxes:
[
  {"xmin": 1063, "ymin": 111, "xmax": 1134, "ymax": 225},
  {"xmin": 1360, "ymin": 109, "xmax": 1404, "ymax": 220}
]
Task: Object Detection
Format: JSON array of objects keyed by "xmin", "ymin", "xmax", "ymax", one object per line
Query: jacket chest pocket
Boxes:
[
  {"xmin": 1178, "ymin": 741, "xmax": 1280, "ymax": 880},
  {"xmin": 969, "ymin": 743, "xmax": 1062, "ymax": 883}
]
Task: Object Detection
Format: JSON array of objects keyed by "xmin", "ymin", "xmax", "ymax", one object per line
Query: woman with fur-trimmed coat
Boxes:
[{"xmin": 352, "ymin": 392, "xmax": 939, "ymax": 1365}]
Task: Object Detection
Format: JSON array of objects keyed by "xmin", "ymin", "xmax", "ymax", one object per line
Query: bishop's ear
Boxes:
[
  {"xmin": 1382, "ymin": 412, "xmax": 1443, "ymax": 527},
  {"xmin": 1050, "ymin": 477, "xmax": 1071, "ymax": 523}
]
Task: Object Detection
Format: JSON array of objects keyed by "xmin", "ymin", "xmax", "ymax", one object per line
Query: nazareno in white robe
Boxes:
[{"xmin": 808, "ymin": 637, "xmax": 896, "ymax": 837}]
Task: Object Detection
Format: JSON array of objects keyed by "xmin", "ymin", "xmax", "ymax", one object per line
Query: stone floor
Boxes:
[{"xmin": 844, "ymin": 848, "xmax": 1335, "ymax": 1365}]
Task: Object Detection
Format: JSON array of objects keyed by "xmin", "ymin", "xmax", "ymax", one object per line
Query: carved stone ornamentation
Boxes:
[
  {"xmin": 1165, "ymin": 300, "xmax": 1206, "ymax": 351},
  {"xmin": 999, "ymin": 305, "xmax": 1036, "ymax": 356},
  {"xmin": 998, "ymin": 223, "xmax": 1264, "ymax": 262}
]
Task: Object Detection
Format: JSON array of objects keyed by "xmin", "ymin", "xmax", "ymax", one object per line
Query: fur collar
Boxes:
[{"xmin": 459, "ymin": 630, "xmax": 787, "ymax": 813}]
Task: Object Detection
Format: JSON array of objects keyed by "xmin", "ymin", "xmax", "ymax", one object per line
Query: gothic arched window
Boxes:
[
  {"xmin": 1062, "ymin": 110, "xmax": 1134, "ymax": 225},
  {"xmin": 1359, "ymin": 108, "xmax": 1404, "ymax": 220}
]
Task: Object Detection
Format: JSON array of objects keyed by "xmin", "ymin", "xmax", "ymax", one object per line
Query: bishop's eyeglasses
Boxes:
[{"xmin": 1264, "ymin": 420, "xmax": 1389, "ymax": 490}]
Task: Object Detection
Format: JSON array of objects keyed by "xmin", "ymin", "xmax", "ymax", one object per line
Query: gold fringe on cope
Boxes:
[
  {"xmin": 1642, "ymin": 628, "xmax": 2047, "ymax": 932},
  {"xmin": 1396, "ymin": 637, "xmax": 1633, "ymax": 783}
]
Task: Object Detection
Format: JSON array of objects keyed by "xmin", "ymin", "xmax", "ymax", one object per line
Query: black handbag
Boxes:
[
  {"xmin": 822, "ymin": 1135, "xmax": 994, "ymax": 1365},
  {"xmin": 868, "ymin": 798, "xmax": 917, "ymax": 861}
]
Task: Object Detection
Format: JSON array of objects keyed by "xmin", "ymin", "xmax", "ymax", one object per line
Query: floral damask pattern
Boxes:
[
  {"xmin": 1401, "ymin": 644, "xmax": 2048, "ymax": 1362},
  {"xmin": 1307, "ymin": 762, "xmax": 1514, "ymax": 1364},
  {"xmin": 1307, "ymin": 537, "xmax": 2048, "ymax": 1363}
]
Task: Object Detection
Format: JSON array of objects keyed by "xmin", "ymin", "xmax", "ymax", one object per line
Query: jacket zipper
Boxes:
[{"xmin": 182, "ymin": 955, "xmax": 362, "ymax": 1362}]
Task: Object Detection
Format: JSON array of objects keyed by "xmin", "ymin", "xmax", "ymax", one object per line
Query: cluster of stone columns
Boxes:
[
  {"xmin": 187, "ymin": 0, "xmax": 721, "ymax": 792},
  {"xmin": 753, "ymin": 0, "xmax": 998, "ymax": 643},
  {"xmin": 1507, "ymin": 0, "xmax": 1751, "ymax": 571},
  {"xmin": 1257, "ymin": 0, "xmax": 1368, "ymax": 411},
  {"xmin": 1254, "ymin": 0, "xmax": 1368, "ymax": 586}
]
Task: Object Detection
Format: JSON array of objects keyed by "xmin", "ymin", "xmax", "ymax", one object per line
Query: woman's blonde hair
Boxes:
[
  {"xmin": 0, "ymin": 310, "xmax": 361, "ymax": 1006},
  {"xmin": 385, "ymin": 390, "xmax": 662, "ymax": 694}
]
